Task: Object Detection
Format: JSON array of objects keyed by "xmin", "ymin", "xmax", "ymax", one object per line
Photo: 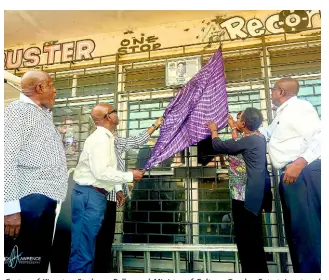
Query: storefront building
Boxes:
[{"xmin": 4, "ymin": 10, "xmax": 321, "ymax": 273}]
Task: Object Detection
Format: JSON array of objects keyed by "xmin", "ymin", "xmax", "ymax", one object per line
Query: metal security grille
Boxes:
[
  {"xmin": 9, "ymin": 31, "xmax": 321, "ymax": 273},
  {"xmin": 268, "ymin": 45, "xmax": 321, "ymax": 77},
  {"xmin": 205, "ymin": 50, "xmax": 263, "ymax": 82},
  {"xmin": 113, "ymin": 37, "xmax": 321, "ymax": 272},
  {"xmin": 124, "ymin": 65, "xmax": 166, "ymax": 92},
  {"xmin": 52, "ymin": 94, "xmax": 114, "ymax": 169}
]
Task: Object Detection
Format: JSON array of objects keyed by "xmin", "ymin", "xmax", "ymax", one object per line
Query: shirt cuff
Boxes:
[
  {"xmin": 115, "ymin": 184, "xmax": 123, "ymax": 193},
  {"xmin": 4, "ymin": 200, "xmax": 21, "ymax": 216},
  {"xmin": 300, "ymin": 151, "xmax": 320, "ymax": 165},
  {"xmin": 124, "ymin": 171, "xmax": 134, "ymax": 182}
]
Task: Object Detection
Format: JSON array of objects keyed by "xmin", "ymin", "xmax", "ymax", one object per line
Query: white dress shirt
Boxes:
[
  {"xmin": 4, "ymin": 94, "xmax": 68, "ymax": 215},
  {"xmin": 73, "ymin": 126, "xmax": 133, "ymax": 191},
  {"xmin": 260, "ymin": 96, "xmax": 321, "ymax": 169}
]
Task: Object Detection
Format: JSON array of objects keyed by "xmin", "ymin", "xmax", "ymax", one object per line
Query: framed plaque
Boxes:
[{"xmin": 165, "ymin": 56, "xmax": 201, "ymax": 86}]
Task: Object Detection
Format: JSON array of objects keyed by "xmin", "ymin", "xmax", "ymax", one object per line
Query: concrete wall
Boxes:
[{"xmin": 4, "ymin": 10, "xmax": 321, "ymax": 71}]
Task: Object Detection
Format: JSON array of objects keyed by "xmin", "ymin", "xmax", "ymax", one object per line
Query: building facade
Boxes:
[{"xmin": 4, "ymin": 10, "xmax": 321, "ymax": 273}]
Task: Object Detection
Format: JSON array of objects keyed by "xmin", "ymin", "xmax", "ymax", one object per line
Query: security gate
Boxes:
[{"xmin": 11, "ymin": 31, "xmax": 321, "ymax": 273}]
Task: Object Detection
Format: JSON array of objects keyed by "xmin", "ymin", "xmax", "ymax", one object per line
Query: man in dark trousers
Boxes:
[
  {"xmin": 4, "ymin": 71, "xmax": 68, "ymax": 272},
  {"xmin": 260, "ymin": 78, "xmax": 321, "ymax": 272}
]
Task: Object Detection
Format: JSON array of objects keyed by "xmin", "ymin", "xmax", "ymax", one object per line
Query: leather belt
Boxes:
[{"xmin": 90, "ymin": 185, "xmax": 110, "ymax": 196}]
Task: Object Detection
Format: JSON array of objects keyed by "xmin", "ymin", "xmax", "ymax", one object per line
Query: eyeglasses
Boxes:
[
  {"xmin": 270, "ymin": 86, "xmax": 284, "ymax": 92},
  {"xmin": 104, "ymin": 109, "xmax": 117, "ymax": 118}
]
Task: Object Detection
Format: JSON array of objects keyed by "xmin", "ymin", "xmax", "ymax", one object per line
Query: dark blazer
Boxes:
[{"xmin": 212, "ymin": 134, "xmax": 271, "ymax": 216}]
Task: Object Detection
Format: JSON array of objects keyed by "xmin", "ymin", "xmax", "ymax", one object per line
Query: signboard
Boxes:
[
  {"xmin": 165, "ymin": 56, "xmax": 201, "ymax": 86},
  {"xmin": 4, "ymin": 10, "xmax": 321, "ymax": 71},
  {"xmin": 117, "ymin": 35, "xmax": 161, "ymax": 55},
  {"xmin": 4, "ymin": 39, "xmax": 95, "ymax": 70}
]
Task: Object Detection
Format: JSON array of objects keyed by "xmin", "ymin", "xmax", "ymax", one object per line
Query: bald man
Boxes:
[
  {"xmin": 68, "ymin": 103, "xmax": 162, "ymax": 273},
  {"xmin": 4, "ymin": 71, "xmax": 68, "ymax": 272},
  {"xmin": 260, "ymin": 78, "xmax": 321, "ymax": 272}
]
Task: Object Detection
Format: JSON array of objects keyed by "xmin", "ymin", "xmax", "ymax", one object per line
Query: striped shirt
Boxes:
[{"xmin": 108, "ymin": 131, "xmax": 151, "ymax": 201}]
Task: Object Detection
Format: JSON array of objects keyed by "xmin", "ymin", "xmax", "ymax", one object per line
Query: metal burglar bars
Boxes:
[
  {"xmin": 7, "ymin": 29, "xmax": 321, "ymax": 273},
  {"xmin": 112, "ymin": 243, "xmax": 290, "ymax": 273}
]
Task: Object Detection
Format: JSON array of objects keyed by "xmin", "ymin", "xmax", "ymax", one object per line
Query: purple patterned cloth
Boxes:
[{"xmin": 144, "ymin": 48, "xmax": 228, "ymax": 170}]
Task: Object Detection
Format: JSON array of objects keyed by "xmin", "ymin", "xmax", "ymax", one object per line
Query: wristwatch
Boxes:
[
  {"xmin": 230, "ymin": 127, "xmax": 237, "ymax": 132},
  {"xmin": 152, "ymin": 124, "xmax": 159, "ymax": 130}
]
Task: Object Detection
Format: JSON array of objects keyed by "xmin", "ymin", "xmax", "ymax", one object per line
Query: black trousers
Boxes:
[
  {"xmin": 4, "ymin": 194, "xmax": 57, "ymax": 273},
  {"xmin": 231, "ymin": 199, "xmax": 268, "ymax": 273},
  {"xmin": 279, "ymin": 159, "xmax": 321, "ymax": 273},
  {"xmin": 93, "ymin": 200, "xmax": 117, "ymax": 273}
]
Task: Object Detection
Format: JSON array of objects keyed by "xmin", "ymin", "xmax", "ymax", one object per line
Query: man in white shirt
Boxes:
[
  {"xmin": 93, "ymin": 113, "xmax": 163, "ymax": 273},
  {"xmin": 68, "ymin": 103, "xmax": 162, "ymax": 273},
  {"xmin": 260, "ymin": 78, "xmax": 321, "ymax": 273}
]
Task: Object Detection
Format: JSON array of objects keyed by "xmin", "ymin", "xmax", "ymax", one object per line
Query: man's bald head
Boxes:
[
  {"xmin": 20, "ymin": 70, "xmax": 57, "ymax": 110},
  {"xmin": 91, "ymin": 103, "xmax": 111, "ymax": 123},
  {"xmin": 21, "ymin": 71, "xmax": 51, "ymax": 96},
  {"xmin": 276, "ymin": 78, "xmax": 300, "ymax": 96},
  {"xmin": 91, "ymin": 103, "xmax": 118, "ymax": 130},
  {"xmin": 271, "ymin": 77, "xmax": 300, "ymax": 107}
]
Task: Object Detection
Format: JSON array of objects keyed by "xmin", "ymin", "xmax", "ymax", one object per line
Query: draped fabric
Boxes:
[{"xmin": 144, "ymin": 48, "xmax": 228, "ymax": 170}]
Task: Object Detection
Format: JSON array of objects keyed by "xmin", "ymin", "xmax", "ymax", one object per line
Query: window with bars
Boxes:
[
  {"xmin": 298, "ymin": 78, "xmax": 321, "ymax": 117},
  {"xmin": 124, "ymin": 65, "xmax": 166, "ymax": 92},
  {"xmin": 46, "ymin": 39, "xmax": 321, "ymax": 272},
  {"xmin": 224, "ymin": 52, "xmax": 263, "ymax": 82},
  {"xmin": 122, "ymin": 50, "xmax": 263, "ymax": 94},
  {"xmin": 77, "ymin": 71, "xmax": 116, "ymax": 96},
  {"xmin": 202, "ymin": 51, "xmax": 263, "ymax": 83},
  {"xmin": 268, "ymin": 45, "xmax": 321, "ymax": 77},
  {"xmin": 121, "ymin": 86, "xmax": 274, "ymax": 266},
  {"xmin": 52, "ymin": 95, "xmax": 114, "ymax": 168},
  {"xmin": 54, "ymin": 75, "xmax": 73, "ymax": 98},
  {"xmin": 53, "ymin": 70, "xmax": 116, "ymax": 98}
]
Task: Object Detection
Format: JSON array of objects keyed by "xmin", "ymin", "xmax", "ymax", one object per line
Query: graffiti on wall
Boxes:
[
  {"xmin": 4, "ymin": 39, "xmax": 96, "ymax": 70},
  {"xmin": 199, "ymin": 10, "xmax": 321, "ymax": 44},
  {"xmin": 117, "ymin": 34, "xmax": 161, "ymax": 55}
]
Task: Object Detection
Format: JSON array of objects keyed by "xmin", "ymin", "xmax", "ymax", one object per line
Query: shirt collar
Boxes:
[
  {"xmin": 20, "ymin": 93, "xmax": 41, "ymax": 108},
  {"xmin": 20, "ymin": 93, "xmax": 54, "ymax": 120},
  {"xmin": 20, "ymin": 93, "xmax": 52, "ymax": 112},
  {"xmin": 276, "ymin": 96, "xmax": 298, "ymax": 115},
  {"xmin": 96, "ymin": 126, "xmax": 115, "ymax": 138}
]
